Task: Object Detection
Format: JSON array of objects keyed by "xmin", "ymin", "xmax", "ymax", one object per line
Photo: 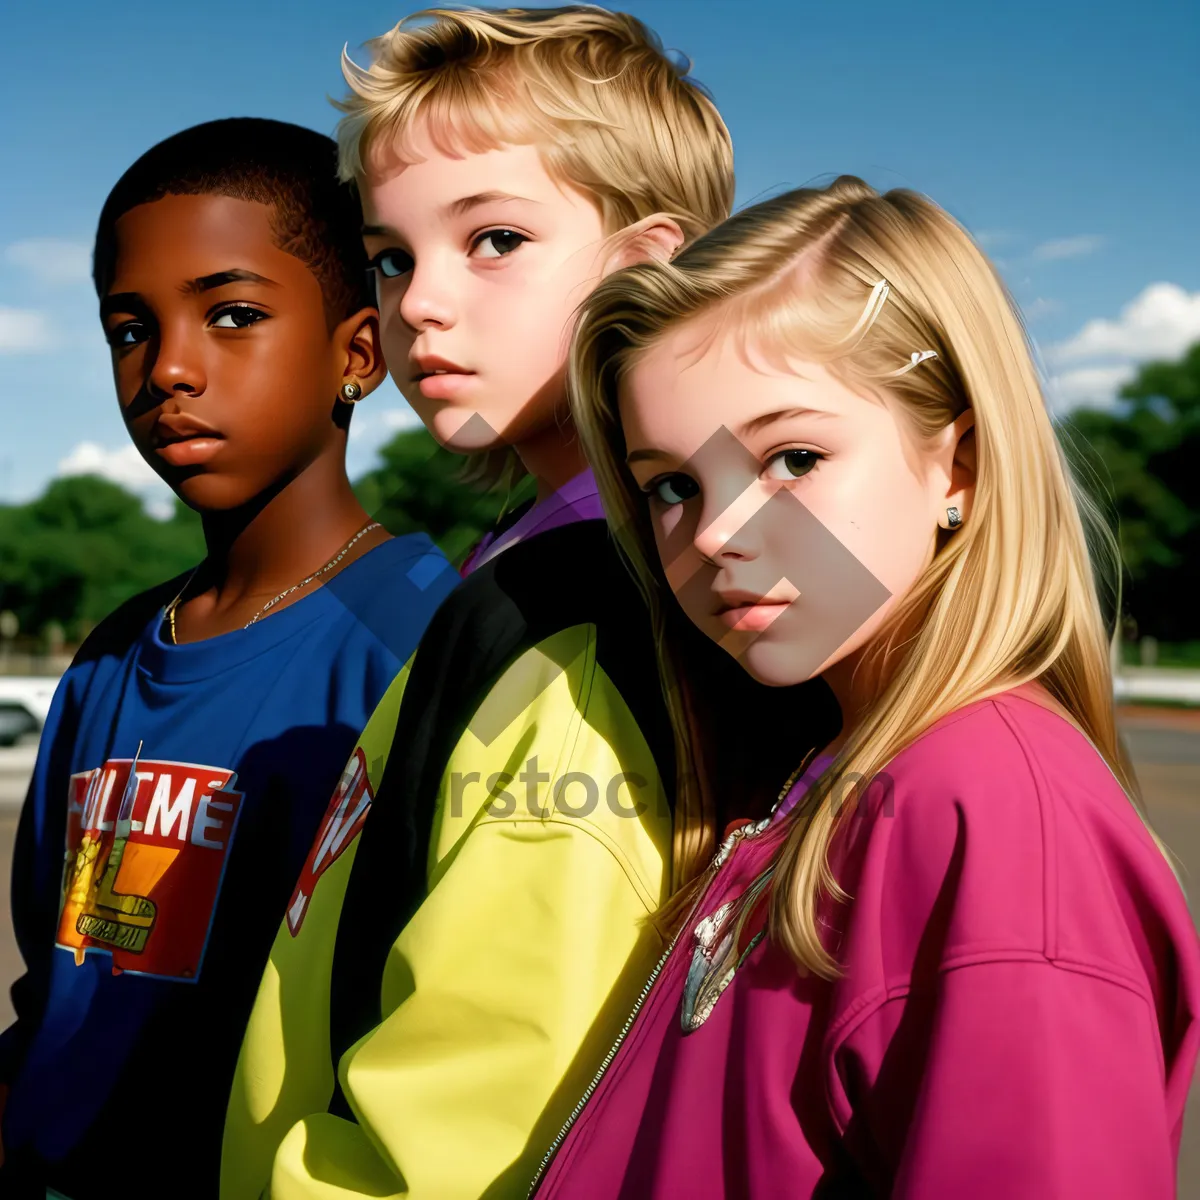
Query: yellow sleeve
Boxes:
[
  {"xmin": 221, "ymin": 661, "xmax": 414, "ymax": 1200},
  {"xmin": 268, "ymin": 628, "xmax": 672, "ymax": 1200}
]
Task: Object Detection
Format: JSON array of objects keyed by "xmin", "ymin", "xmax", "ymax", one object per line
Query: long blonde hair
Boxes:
[
  {"xmin": 570, "ymin": 175, "xmax": 1157, "ymax": 978},
  {"xmin": 335, "ymin": 5, "xmax": 735, "ymax": 490}
]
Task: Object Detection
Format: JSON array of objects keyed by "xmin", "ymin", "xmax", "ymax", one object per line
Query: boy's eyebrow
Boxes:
[
  {"xmin": 99, "ymin": 293, "xmax": 142, "ymax": 319},
  {"xmin": 100, "ymin": 271, "xmax": 279, "ymax": 316},
  {"xmin": 99, "ymin": 270, "xmax": 278, "ymax": 318},
  {"xmin": 183, "ymin": 269, "xmax": 279, "ymax": 294},
  {"xmin": 362, "ymin": 193, "xmax": 542, "ymax": 240},
  {"xmin": 443, "ymin": 190, "xmax": 541, "ymax": 218}
]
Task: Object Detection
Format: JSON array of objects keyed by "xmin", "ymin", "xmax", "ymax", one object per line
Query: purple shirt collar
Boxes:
[
  {"xmin": 772, "ymin": 752, "xmax": 837, "ymax": 824},
  {"xmin": 463, "ymin": 468, "xmax": 605, "ymax": 576}
]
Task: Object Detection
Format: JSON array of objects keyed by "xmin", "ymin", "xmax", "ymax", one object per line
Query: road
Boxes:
[{"xmin": 0, "ymin": 713, "xmax": 1197, "ymax": 1190}]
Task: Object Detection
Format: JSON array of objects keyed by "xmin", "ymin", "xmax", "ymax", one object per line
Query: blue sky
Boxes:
[{"xmin": 1, "ymin": 0, "xmax": 1197, "ymax": 510}]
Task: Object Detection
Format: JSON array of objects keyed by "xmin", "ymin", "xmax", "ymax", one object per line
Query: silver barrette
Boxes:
[
  {"xmin": 889, "ymin": 349, "xmax": 939, "ymax": 377},
  {"xmin": 847, "ymin": 279, "xmax": 890, "ymax": 344}
]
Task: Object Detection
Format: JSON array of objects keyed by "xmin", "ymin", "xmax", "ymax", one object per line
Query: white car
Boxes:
[{"xmin": 0, "ymin": 676, "xmax": 59, "ymax": 747}]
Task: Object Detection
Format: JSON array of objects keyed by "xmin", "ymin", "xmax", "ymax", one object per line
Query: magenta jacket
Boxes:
[{"xmin": 533, "ymin": 691, "xmax": 1200, "ymax": 1197}]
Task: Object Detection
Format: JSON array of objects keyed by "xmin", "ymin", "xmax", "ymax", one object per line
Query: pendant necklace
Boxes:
[{"xmin": 680, "ymin": 746, "xmax": 822, "ymax": 1033}]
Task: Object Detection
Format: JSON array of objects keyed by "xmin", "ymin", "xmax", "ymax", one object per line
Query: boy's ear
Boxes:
[
  {"xmin": 337, "ymin": 308, "xmax": 388, "ymax": 398},
  {"xmin": 599, "ymin": 214, "xmax": 686, "ymax": 279}
]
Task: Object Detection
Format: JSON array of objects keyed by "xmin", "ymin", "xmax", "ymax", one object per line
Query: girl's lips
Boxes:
[
  {"xmin": 717, "ymin": 601, "xmax": 794, "ymax": 632},
  {"xmin": 155, "ymin": 437, "xmax": 224, "ymax": 467},
  {"xmin": 417, "ymin": 372, "xmax": 476, "ymax": 401}
]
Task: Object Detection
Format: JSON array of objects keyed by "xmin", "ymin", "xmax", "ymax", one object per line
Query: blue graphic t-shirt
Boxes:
[{"xmin": 0, "ymin": 533, "xmax": 457, "ymax": 1198}]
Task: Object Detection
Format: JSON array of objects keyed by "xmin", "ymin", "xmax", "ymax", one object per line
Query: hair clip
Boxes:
[
  {"xmin": 846, "ymin": 279, "xmax": 890, "ymax": 345},
  {"xmin": 846, "ymin": 282, "xmax": 938, "ymax": 377},
  {"xmin": 888, "ymin": 349, "xmax": 939, "ymax": 377}
]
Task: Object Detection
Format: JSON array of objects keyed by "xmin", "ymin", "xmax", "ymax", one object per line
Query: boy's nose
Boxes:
[
  {"xmin": 399, "ymin": 263, "xmax": 457, "ymax": 331},
  {"xmin": 148, "ymin": 330, "xmax": 206, "ymax": 398}
]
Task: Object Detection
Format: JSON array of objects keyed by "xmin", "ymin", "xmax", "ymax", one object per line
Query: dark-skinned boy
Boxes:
[{"xmin": 0, "ymin": 118, "xmax": 457, "ymax": 1200}]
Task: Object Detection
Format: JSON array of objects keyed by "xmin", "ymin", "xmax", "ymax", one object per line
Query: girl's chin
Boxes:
[
  {"xmin": 714, "ymin": 635, "xmax": 841, "ymax": 689},
  {"xmin": 740, "ymin": 663, "xmax": 819, "ymax": 688}
]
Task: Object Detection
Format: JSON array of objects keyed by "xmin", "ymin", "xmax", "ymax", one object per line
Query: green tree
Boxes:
[
  {"xmin": 1063, "ymin": 340, "xmax": 1200, "ymax": 641},
  {"xmin": 354, "ymin": 427, "xmax": 532, "ymax": 565},
  {"xmin": 0, "ymin": 476, "xmax": 204, "ymax": 640},
  {"xmin": 0, "ymin": 432, "xmax": 530, "ymax": 644}
]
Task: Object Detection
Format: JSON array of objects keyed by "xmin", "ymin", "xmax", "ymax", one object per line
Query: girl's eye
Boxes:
[
  {"xmin": 211, "ymin": 306, "xmax": 268, "ymax": 330},
  {"xmin": 368, "ymin": 249, "xmax": 414, "ymax": 279},
  {"xmin": 471, "ymin": 229, "xmax": 528, "ymax": 259},
  {"xmin": 107, "ymin": 322, "xmax": 149, "ymax": 349},
  {"xmin": 764, "ymin": 449, "xmax": 822, "ymax": 481},
  {"xmin": 649, "ymin": 473, "xmax": 700, "ymax": 506}
]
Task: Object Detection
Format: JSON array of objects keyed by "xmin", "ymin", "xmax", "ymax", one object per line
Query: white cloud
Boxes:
[
  {"xmin": 1032, "ymin": 235, "xmax": 1105, "ymax": 262},
  {"xmin": 1047, "ymin": 364, "xmax": 1136, "ymax": 411},
  {"xmin": 973, "ymin": 230, "xmax": 1017, "ymax": 251},
  {"xmin": 0, "ymin": 307, "xmax": 53, "ymax": 353},
  {"xmin": 57, "ymin": 441, "xmax": 163, "ymax": 491},
  {"xmin": 1023, "ymin": 297, "xmax": 1061, "ymax": 321},
  {"xmin": 346, "ymin": 406, "xmax": 422, "ymax": 445},
  {"xmin": 1052, "ymin": 283, "xmax": 1200, "ymax": 363},
  {"xmin": 142, "ymin": 494, "xmax": 176, "ymax": 520},
  {"xmin": 1044, "ymin": 281, "xmax": 1200, "ymax": 412},
  {"xmin": 381, "ymin": 406, "xmax": 423, "ymax": 431},
  {"xmin": 56, "ymin": 442, "xmax": 176, "ymax": 518},
  {"xmin": 345, "ymin": 406, "xmax": 427, "ymax": 483},
  {"xmin": 4, "ymin": 239, "xmax": 92, "ymax": 286}
]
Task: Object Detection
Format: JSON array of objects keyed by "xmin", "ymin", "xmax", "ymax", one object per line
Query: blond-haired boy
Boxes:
[{"xmin": 222, "ymin": 9, "xmax": 733, "ymax": 1197}]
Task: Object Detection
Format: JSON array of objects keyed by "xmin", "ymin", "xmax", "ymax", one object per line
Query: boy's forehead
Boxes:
[
  {"xmin": 359, "ymin": 133, "xmax": 589, "ymax": 228},
  {"xmin": 108, "ymin": 193, "xmax": 301, "ymax": 287}
]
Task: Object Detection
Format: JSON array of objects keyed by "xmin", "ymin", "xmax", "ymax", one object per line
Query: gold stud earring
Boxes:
[{"xmin": 340, "ymin": 380, "xmax": 363, "ymax": 404}]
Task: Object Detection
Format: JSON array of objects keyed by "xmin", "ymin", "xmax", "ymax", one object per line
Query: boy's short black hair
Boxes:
[{"xmin": 93, "ymin": 117, "xmax": 373, "ymax": 324}]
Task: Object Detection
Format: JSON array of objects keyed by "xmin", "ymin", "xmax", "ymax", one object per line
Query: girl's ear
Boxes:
[
  {"xmin": 337, "ymin": 308, "xmax": 388, "ymax": 398},
  {"xmin": 599, "ymin": 214, "xmax": 686, "ymax": 278},
  {"xmin": 936, "ymin": 407, "xmax": 977, "ymax": 530}
]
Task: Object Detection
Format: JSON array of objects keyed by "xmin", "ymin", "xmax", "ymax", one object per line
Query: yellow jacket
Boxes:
[{"xmin": 222, "ymin": 521, "xmax": 674, "ymax": 1199}]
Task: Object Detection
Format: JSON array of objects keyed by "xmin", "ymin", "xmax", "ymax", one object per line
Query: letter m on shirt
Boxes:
[{"xmin": 285, "ymin": 747, "xmax": 374, "ymax": 936}]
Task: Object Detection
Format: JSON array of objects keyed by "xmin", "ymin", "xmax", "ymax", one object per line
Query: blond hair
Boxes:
[
  {"xmin": 570, "ymin": 175, "xmax": 1162, "ymax": 978},
  {"xmin": 336, "ymin": 5, "xmax": 735, "ymax": 489}
]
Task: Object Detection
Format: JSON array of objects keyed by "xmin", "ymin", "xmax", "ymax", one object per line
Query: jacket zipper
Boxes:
[
  {"xmin": 526, "ymin": 926, "xmax": 682, "ymax": 1196},
  {"xmin": 525, "ymin": 813, "xmax": 781, "ymax": 1196}
]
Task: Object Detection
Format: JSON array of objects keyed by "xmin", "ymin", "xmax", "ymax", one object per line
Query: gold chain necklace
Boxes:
[{"xmin": 164, "ymin": 520, "xmax": 381, "ymax": 645}]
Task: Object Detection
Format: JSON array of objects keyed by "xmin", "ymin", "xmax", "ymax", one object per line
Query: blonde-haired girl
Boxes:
[{"xmin": 530, "ymin": 176, "xmax": 1200, "ymax": 1197}]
